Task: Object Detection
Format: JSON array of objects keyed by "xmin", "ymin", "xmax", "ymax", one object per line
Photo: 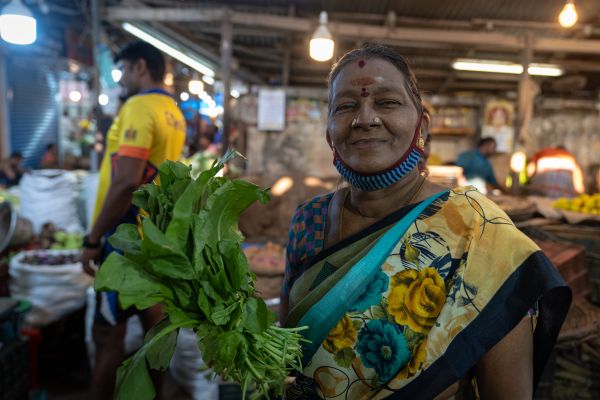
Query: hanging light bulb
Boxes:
[
  {"xmin": 188, "ymin": 80, "xmax": 204, "ymax": 95},
  {"xmin": 111, "ymin": 69, "xmax": 122, "ymax": 82},
  {"xmin": 0, "ymin": 0, "xmax": 37, "ymax": 45},
  {"xmin": 310, "ymin": 11, "xmax": 334, "ymax": 62},
  {"xmin": 559, "ymin": 0, "xmax": 578, "ymax": 28},
  {"xmin": 180, "ymin": 92, "xmax": 190, "ymax": 101}
]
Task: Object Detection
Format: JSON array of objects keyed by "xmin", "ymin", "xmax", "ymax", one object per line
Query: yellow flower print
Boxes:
[
  {"xmin": 396, "ymin": 339, "xmax": 428, "ymax": 380},
  {"xmin": 387, "ymin": 267, "xmax": 446, "ymax": 333},
  {"xmin": 323, "ymin": 315, "xmax": 357, "ymax": 354}
]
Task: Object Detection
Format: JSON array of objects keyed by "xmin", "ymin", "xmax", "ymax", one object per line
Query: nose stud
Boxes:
[{"xmin": 372, "ymin": 117, "xmax": 382, "ymax": 125}]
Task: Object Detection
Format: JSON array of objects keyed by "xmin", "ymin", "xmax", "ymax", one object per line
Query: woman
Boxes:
[{"xmin": 280, "ymin": 44, "xmax": 571, "ymax": 400}]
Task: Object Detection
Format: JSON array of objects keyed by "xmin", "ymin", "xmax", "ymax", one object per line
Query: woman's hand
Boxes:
[{"xmin": 474, "ymin": 317, "xmax": 534, "ymax": 399}]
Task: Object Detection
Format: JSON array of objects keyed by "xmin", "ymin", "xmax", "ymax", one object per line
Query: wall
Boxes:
[{"xmin": 235, "ymin": 94, "xmax": 337, "ymax": 182}]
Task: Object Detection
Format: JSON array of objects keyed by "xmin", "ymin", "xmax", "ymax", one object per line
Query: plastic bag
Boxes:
[
  {"xmin": 9, "ymin": 250, "xmax": 92, "ymax": 326},
  {"xmin": 170, "ymin": 328, "xmax": 219, "ymax": 400}
]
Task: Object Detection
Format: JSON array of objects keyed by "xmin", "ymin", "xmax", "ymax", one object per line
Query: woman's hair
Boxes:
[{"xmin": 327, "ymin": 43, "xmax": 423, "ymax": 116}]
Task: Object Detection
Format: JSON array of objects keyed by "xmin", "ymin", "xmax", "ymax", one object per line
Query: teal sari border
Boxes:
[{"xmin": 297, "ymin": 190, "xmax": 447, "ymax": 366}]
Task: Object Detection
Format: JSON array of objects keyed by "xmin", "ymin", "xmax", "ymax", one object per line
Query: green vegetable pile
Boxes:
[{"xmin": 94, "ymin": 151, "xmax": 306, "ymax": 399}]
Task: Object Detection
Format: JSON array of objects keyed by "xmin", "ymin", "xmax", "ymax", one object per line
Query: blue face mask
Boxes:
[{"xmin": 333, "ymin": 114, "xmax": 425, "ymax": 191}]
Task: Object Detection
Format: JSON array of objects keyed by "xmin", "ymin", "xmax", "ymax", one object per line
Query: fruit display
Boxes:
[
  {"xmin": 553, "ymin": 193, "xmax": 600, "ymax": 215},
  {"xmin": 38, "ymin": 223, "xmax": 83, "ymax": 250},
  {"xmin": 20, "ymin": 252, "xmax": 80, "ymax": 266}
]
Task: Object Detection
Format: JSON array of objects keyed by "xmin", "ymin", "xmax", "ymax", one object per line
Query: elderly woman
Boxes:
[{"xmin": 279, "ymin": 44, "xmax": 571, "ymax": 400}]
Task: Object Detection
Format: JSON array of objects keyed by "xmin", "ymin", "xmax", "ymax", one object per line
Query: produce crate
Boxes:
[
  {"xmin": 539, "ymin": 225, "xmax": 600, "ymax": 305},
  {"xmin": 0, "ymin": 338, "xmax": 28, "ymax": 400}
]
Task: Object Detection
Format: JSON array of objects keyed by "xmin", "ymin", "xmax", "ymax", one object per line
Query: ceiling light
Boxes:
[
  {"xmin": 310, "ymin": 11, "xmax": 334, "ymax": 62},
  {"xmin": 559, "ymin": 1, "xmax": 578, "ymax": 28},
  {"xmin": 180, "ymin": 92, "xmax": 189, "ymax": 101},
  {"xmin": 122, "ymin": 23, "xmax": 215, "ymax": 78},
  {"xmin": 0, "ymin": 0, "xmax": 37, "ymax": 45},
  {"xmin": 111, "ymin": 69, "xmax": 122, "ymax": 82},
  {"xmin": 230, "ymin": 89, "xmax": 240, "ymax": 98},
  {"xmin": 188, "ymin": 80, "xmax": 204, "ymax": 95},
  {"xmin": 98, "ymin": 94, "xmax": 109, "ymax": 106},
  {"xmin": 69, "ymin": 90, "xmax": 82, "ymax": 102},
  {"xmin": 452, "ymin": 59, "xmax": 563, "ymax": 77},
  {"xmin": 202, "ymin": 75, "xmax": 215, "ymax": 85}
]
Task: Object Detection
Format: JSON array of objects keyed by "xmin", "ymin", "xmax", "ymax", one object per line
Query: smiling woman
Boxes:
[{"xmin": 280, "ymin": 44, "xmax": 571, "ymax": 400}]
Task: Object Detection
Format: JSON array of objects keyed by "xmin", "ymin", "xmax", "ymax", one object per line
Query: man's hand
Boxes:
[{"xmin": 82, "ymin": 246, "xmax": 103, "ymax": 277}]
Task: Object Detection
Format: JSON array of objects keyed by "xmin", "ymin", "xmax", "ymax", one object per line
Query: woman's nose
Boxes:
[{"xmin": 354, "ymin": 102, "xmax": 380, "ymax": 129}]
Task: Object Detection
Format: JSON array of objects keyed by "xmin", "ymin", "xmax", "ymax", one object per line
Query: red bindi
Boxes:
[{"xmin": 358, "ymin": 60, "xmax": 366, "ymax": 68}]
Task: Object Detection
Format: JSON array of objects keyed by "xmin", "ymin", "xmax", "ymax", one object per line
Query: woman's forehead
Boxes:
[{"xmin": 332, "ymin": 58, "xmax": 407, "ymax": 92}]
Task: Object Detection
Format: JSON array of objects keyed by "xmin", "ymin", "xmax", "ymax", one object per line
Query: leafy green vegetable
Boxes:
[{"xmin": 95, "ymin": 150, "xmax": 308, "ymax": 399}]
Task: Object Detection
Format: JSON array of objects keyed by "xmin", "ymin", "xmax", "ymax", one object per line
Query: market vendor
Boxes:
[
  {"xmin": 526, "ymin": 146, "xmax": 585, "ymax": 198},
  {"xmin": 280, "ymin": 44, "xmax": 570, "ymax": 399},
  {"xmin": 81, "ymin": 40, "xmax": 185, "ymax": 400},
  {"xmin": 456, "ymin": 137, "xmax": 504, "ymax": 193}
]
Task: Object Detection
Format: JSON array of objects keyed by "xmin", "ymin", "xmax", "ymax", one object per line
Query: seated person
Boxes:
[{"xmin": 456, "ymin": 138, "xmax": 504, "ymax": 193}]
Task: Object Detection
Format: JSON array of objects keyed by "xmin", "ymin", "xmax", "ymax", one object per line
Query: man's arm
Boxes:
[{"xmin": 87, "ymin": 156, "xmax": 147, "ymax": 244}]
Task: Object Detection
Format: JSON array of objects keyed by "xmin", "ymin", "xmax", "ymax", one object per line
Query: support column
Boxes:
[
  {"xmin": 90, "ymin": 0, "xmax": 102, "ymax": 172},
  {"xmin": 220, "ymin": 11, "xmax": 233, "ymax": 155}
]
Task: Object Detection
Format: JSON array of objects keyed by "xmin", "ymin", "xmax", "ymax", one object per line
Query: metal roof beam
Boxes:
[{"xmin": 105, "ymin": 6, "xmax": 600, "ymax": 55}]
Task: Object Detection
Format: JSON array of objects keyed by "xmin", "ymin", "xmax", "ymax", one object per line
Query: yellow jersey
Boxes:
[{"xmin": 93, "ymin": 90, "xmax": 185, "ymax": 223}]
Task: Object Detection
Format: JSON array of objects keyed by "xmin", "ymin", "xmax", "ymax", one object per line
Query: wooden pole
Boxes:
[{"xmin": 221, "ymin": 11, "xmax": 232, "ymax": 155}]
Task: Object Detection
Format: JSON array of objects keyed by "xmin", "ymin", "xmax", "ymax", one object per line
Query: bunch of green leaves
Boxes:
[{"xmin": 94, "ymin": 150, "xmax": 307, "ymax": 399}]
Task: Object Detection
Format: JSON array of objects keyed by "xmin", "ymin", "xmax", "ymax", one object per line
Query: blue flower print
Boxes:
[
  {"xmin": 356, "ymin": 319, "xmax": 411, "ymax": 382},
  {"xmin": 350, "ymin": 271, "xmax": 389, "ymax": 312}
]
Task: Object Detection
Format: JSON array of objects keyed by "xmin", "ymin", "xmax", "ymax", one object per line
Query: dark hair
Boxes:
[
  {"xmin": 478, "ymin": 137, "xmax": 496, "ymax": 148},
  {"xmin": 327, "ymin": 43, "xmax": 423, "ymax": 116},
  {"xmin": 114, "ymin": 41, "xmax": 166, "ymax": 82},
  {"xmin": 10, "ymin": 152, "xmax": 22, "ymax": 159},
  {"xmin": 45, "ymin": 143, "xmax": 56, "ymax": 151}
]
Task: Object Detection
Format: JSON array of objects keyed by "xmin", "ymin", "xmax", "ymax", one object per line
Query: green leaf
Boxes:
[
  {"xmin": 196, "ymin": 291, "xmax": 212, "ymax": 318},
  {"xmin": 145, "ymin": 319, "xmax": 179, "ymax": 370},
  {"xmin": 94, "ymin": 253, "xmax": 173, "ymax": 310},
  {"xmin": 334, "ymin": 348, "xmax": 356, "ymax": 368},
  {"xmin": 218, "ymin": 240, "xmax": 251, "ymax": 293},
  {"xmin": 211, "ymin": 302, "xmax": 239, "ymax": 326},
  {"xmin": 115, "ymin": 352, "xmax": 155, "ymax": 400},
  {"xmin": 115, "ymin": 319, "xmax": 191, "ymax": 400},
  {"xmin": 216, "ymin": 331, "xmax": 245, "ymax": 366},
  {"xmin": 108, "ymin": 224, "xmax": 141, "ymax": 255},
  {"xmin": 141, "ymin": 218, "xmax": 194, "ymax": 280},
  {"xmin": 243, "ymin": 298, "xmax": 275, "ymax": 334},
  {"xmin": 132, "ymin": 184, "xmax": 159, "ymax": 211}
]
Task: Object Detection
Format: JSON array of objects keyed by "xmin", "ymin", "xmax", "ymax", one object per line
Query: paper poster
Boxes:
[
  {"xmin": 258, "ymin": 88, "xmax": 286, "ymax": 131},
  {"xmin": 481, "ymin": 99, "xmax": 515, "ymax": 153}
]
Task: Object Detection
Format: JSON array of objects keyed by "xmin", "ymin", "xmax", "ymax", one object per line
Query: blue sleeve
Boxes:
[{"xmin": 484, "ymin": 161, "xmax": 498, "ymax": 185}]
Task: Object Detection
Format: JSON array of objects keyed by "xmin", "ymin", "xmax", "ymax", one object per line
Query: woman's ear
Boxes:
[{"xmin": 421, "ymin": 112, "xmax": 431, "ymax": 140}]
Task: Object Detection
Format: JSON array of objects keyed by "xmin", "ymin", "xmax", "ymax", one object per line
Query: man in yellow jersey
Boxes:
[{"xmin": 81, "ymin": 41, "xmax": 185, "ymax": 400}]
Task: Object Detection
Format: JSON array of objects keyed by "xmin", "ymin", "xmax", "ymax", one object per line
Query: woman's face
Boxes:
[{"xmin": 327, "ymin": 58, "xmax": 420, "ymax": 174}]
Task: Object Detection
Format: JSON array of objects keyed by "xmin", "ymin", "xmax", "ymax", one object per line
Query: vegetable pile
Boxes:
[{"xmin": 94, "ymin": 151, "xmax": 306, "ymax": 400}]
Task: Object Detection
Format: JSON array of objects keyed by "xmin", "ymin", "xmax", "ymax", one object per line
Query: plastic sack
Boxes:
[
  {"xmin": 170, "ymin": 328, "xmax": 219, "ymax": 400},
  {"xmin": 9, "ymin": 250, "xmax": 93, "ymax": 326},
  {"xmin": 18, "ymin": 170, "xmax": 82, "ymax": 234}
]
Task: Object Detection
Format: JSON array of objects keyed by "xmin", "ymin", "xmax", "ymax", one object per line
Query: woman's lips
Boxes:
[{"xmin": 350, "ymin": 139, "xmax": 386, "ymax": 149}]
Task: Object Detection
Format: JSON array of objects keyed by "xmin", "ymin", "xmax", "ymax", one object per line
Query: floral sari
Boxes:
[{"xmin": 283, "ymin": 186, "xmax": 571, "ymax": 399}]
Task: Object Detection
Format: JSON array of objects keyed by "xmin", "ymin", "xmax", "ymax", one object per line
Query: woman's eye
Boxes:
[
  {"xmin": 335, "ymin": 103, "xmax": 355, "ymax": 112},
  {"xmin": 378, "ymin": 99, "xmax": 401, "ymax": 106}
]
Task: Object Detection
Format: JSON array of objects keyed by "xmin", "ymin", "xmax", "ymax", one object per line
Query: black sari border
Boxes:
[{"xmin": 385, "ymin": 250, "xmax": 572, "ymax": 400}]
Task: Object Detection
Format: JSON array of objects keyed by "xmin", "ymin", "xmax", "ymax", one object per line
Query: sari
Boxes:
[{"xmin": 283, "ymin": 186, "xmax": 571, "ymax": 399}]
